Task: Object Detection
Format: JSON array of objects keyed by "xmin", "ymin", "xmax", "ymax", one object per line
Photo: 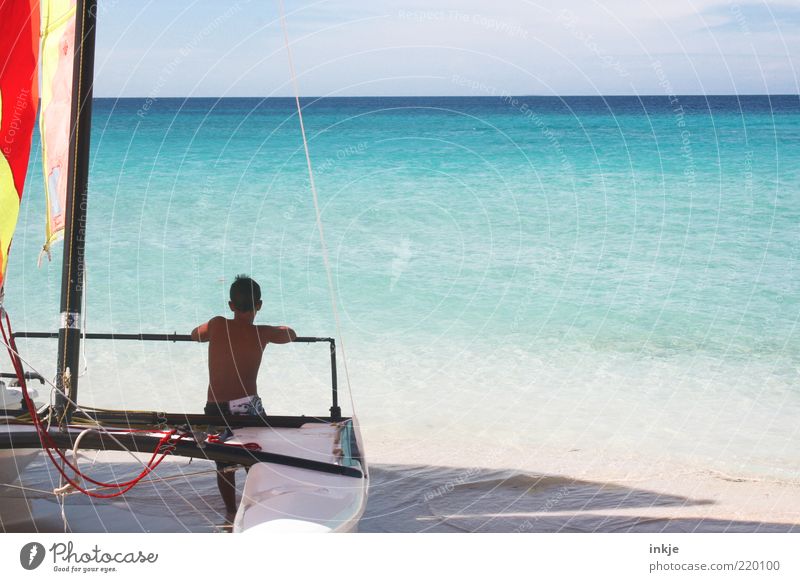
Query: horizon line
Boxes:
[{"xmin": 93, "ymin": 93, "xmax": 800, "ymax": 99}]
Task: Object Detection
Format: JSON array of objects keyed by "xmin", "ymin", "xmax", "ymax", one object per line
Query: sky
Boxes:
[{"xmin": 93, "ymin": 0, "xmax": 800, "ymax": 97}]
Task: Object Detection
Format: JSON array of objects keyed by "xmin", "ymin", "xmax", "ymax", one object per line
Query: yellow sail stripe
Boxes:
[
  {"xmin": 0, "ymin": 92, "xmax": 22, "ymax": 286},
  {"xmin": 40, "ymin": 0, "xmax": 77, "ymax": 256}
]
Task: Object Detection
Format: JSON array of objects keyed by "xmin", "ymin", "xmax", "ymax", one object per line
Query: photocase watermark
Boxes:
[
  {"xmin": 1, "ymin": 88, "xmax": 32, "ymax": 156},
  {"xmin": 137, "ymin": 1, "xmax": 250, "ymax": 118},
  {"xmin": 19, "ymin": 541, "xmax": 159, "ymax": 573},
  {"xmin": 558, "ymin": 10, "xmax": 630, "ymax": 79},
  {"xmin": 19, "ymin": 542, "xmax": 46, "ymax": 571},
  {"xmin": 421, "ymin": 437, "xmax": 518, "ymax": 503},
  {"xmin": 284, "ymin": 141, "xmax": 370, "ymax": 221},
  {"xmin": 512, "ymin": 485, "xmax": 571, "ymax": 532},
  {"xmin": 511, "ymin": 284, "xmax": 538, "ymax": 332},
  {"xmin": 397, "ymin": 9, "xmax": 529, "ymax": 39},
  {"xmin": 652, "ymin": 61, "xmax": 696, "ymax": 196},
  {"xmin": 423, "ymin": 466, "xmax": 483, "ymax": 502},
  {"xmin": 743, "ymin": 148, "xmax": 754, "ymax": 192},
  {"xmin": 390, "ymin": 237, "xmax": 413, "ymax": 292},
  {"xmin": 95, "ymin": 0, "xmax": 121, "ymax": 17},
  {"xmin": 451, "ymin": 74, "xmax": 573, "ymax": 174},
  {"xmin": 504, "ymin": 95, "xmax": 573, "ymax": 174},
  {"xmin": 309, "ymin": 141, "xmax": 369, "ymax": 179},
  {"xmin": 729, "ymin": 2, "xmax": 752, "ymax": 37},
  {"xmin": 451, "ymin": 74, "xmax": 502, "ymax": 97}
]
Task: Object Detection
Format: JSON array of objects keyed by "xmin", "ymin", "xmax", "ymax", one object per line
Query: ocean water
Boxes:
[{"xmin": 4, "ymin": 96, "xmax": 800, "ymax": 491}]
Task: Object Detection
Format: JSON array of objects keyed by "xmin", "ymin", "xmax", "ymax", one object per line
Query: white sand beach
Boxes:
[{"xmin": 2, "ymin": 441, "xmax": 797, "ymax": 533}]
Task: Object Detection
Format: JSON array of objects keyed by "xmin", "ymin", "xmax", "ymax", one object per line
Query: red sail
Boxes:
[{"xmin": 0, "ymin": 0, "xmax": 40, "ymax": 291}]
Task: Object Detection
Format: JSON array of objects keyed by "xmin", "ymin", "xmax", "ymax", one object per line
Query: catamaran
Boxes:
[{"xmin": 0, "ymin": 0, "xmax": 367, "ymax": 533}]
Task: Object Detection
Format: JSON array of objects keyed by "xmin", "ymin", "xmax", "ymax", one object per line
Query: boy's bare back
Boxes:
[
  {"xmin": 191, "ymin": 275, "xmax": 295, "ymax": 518},
  {"xmin": 192, "ymin": 317, "xmax": 296, "ymax": 403},
  {"xmin": 191, "ymin": 276, "xmax": 296, "ymax": 404}
]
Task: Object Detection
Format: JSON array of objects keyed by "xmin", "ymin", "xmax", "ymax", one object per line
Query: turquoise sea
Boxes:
[{"xmin": 5, "ymin": 96, "xmax": 800, "ymax": 497}]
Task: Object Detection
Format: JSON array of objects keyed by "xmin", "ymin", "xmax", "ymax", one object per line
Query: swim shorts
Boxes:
[
  {"xmin": 204, "ymin": 395, "xmax": 264, "ymax": 469},
  {"xmin": 204, "ymin": 395, "xmax": 264, "ymax": 417}
]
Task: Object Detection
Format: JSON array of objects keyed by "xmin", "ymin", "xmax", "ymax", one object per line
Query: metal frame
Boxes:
[
  {"xmin": 55, "ymin": 0, "xmax": 97, "ymax": 423},
  {"xmin": 2, "ymin": 331, "xmax": 358, "ymax": 477},
  {"xmin": 13, "ymin": 332, "xmax": 342, "ymax": 421},
  {"xmin": 1, "ymin": 0, "xmax": 363, "ymax": 487},
  {"xmin": 0, "ymin": 372, "xmax": 44, "ymax": 384},
  {"xmin": 0, "ymin": 423, "xmax": 363, "ymax": 478}
]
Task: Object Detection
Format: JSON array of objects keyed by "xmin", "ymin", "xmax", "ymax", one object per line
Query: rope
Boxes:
[
  {"xmin": 2, "ymin": 5, "xmax": 365, "ymax": 505},
  {"xmin": 276, "ymin": 0, "xmax": 357, "ymax": 417},
  {"xmin": 1, "ymin": 309, "xmax": 185, "ymax": 498},
  {"xmin": 205, "ymin": 433, "xmax": 262, "ymax": 451},
  {"xmin": 52, "ymin": 427, "xmax": 103, "ymax": 494},
  {"xmin": 0, "ymin": 482, "xmax": 60, "ymax": 496},
  {"xmin": 0, "ymin": 465, "xmax": 222, "ymax": 496},
  {"xmin": 79, "ymin": 265, "xmax": 88, "ymax": 377},
  {"xmin": 0, "ymin": 334, "xmax": 192, "ymax": 470},
  {"xmin": 0, "ymin": 326, "xmax": 160, "ymax": 456}
]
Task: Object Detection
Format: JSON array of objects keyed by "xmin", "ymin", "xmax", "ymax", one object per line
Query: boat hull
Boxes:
[
  {"xmin": 0, "ymin": 419, "xmax": 368, "ymax": 532},
  {"xmin": 233, "ymin": 421, "xmax": 368, "ymax": 533},
  {"xmin": 0, "ymin": 425, "xmax": 41, "ymax": 530},
  {"xmin": 0, "ymin": 424, "xmax": 40, "ymax": 485}
]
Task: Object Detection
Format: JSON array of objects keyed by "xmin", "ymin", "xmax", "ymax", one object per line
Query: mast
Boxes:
[{"xmin": 53, "ymin": 0, "xmax": 98, "ymax": 425}]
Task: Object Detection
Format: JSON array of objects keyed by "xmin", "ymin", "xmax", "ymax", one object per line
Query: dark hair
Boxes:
[{"xmin": 230, "ymin": 275, "xmax": 261, "ymax": 312}]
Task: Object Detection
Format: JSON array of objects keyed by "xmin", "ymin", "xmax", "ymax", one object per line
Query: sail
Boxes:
[
  {"xmin": 39, "ymin": 0, "xmax": 77, "ymax": 257},
  {"xmin": 0, "ymin": 0, "xmax": 41, "ymax": 292}
]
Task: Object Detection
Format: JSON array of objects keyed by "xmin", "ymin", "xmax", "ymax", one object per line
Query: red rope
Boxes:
[
  {"xmin": 1, "ymin": 310, "xmax": 184, "ymax": 498},
  {"xmin": 206, "ymin": 433, "xmax": 261, "ymax": 451}
]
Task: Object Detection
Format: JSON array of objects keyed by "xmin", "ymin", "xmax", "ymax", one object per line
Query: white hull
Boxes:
[
  {"xmin": 233, "ymin": 421, "xmax": 368, "ymax": 533},
  {"xmin": 0, "ymin": 421, "xmax": 367, "ymax": 532},
  {"xmin": 0, "ymin": 423, "xmax": 40, "ymax": 485},
  {"xmin": 234, "ymin": 462, "xmax": 367, "ymax": 533},
  {"xmin": 0, "ymin": 424, "xmax": 41, "ymax": 530},
  {"xmin": 0, "ymin": 386, "xmax": 43, "ymax": 487},
  {"xmin": 0, "ymin": 448, "xmax": 40, "ymax": 485}
]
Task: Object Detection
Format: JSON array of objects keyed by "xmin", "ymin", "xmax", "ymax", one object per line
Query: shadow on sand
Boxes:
[
  {"xmin": 2, "ymin": 459, "xmax": 797, "ymax": 532},
  {"xmin": 360, "ymin": 464, "xmax": 799, "ymax": 533}
]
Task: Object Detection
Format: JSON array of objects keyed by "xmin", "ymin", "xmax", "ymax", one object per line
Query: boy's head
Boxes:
[{"xmin": 229, "ymin": 275, "xmax": 262, "ymax": 313}]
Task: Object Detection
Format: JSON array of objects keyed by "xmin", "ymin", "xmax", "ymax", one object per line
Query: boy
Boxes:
[{"xmin": 191, "ymin": 275, "xmax": 296, "ymax": 522}]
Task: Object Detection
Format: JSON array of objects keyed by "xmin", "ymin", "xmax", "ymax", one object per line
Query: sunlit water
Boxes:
[{"xmin": 5, "ymin": 96, "xmax": 800, "ymax": 493}]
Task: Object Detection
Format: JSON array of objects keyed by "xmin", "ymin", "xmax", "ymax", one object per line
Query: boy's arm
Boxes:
[
  {"xmin": 191, "ymin": 316, "xmax": 223, "ymax": 342},
  {"xmin": 258, "ymin": 325, "xmax": 297, "ymax": 345}
]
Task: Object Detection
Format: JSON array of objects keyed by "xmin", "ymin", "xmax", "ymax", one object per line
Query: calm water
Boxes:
[{"xmin": 5, "ymin": 96, "xmax": 800, "ymax": 481}]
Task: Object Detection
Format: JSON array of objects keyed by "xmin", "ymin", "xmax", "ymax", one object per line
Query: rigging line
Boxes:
[
  {"xmin": 52, "ymin": 466, "xmax": 224, "ymax": 494},
  {"xmin": 0, "ymin": 334, "xmax": 177, "ymax": 470},
  {"xmin": 276, "ymin": 0, "xmax": 356, "ymax": 414},
  {"xmin": 61, "ymin": 1, "xmax": 86, "ymax": 382},
  {"xmin": 59, "ymin": 458, "xmax": 68, "ymax": 532},
  {"xmin": 79, "ymin": 266, "xmax": 88, "ymax": 377},
  {"xmin": 0, "ymin": 334, "xmax": 66, "ymax": 397},
  {"xmin": 0, "ymin": 483, "xmax": 62, "ymax": 496}
]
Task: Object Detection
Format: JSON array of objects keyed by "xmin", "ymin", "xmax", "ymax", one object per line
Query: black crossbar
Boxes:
[
  {"xmin": 11, "ymin": 332, "xmax": 341, "ymax": 421},
  {"xmin": 0, "ymin": 371, "xmax": 45, "ymax": 384},
  {"xmin": 13, "ymin": 332, "xmax": 333, "ymax": 343},
  {"xmin": 0, "ymin": 428, "xmax": 363, "ymax": 478},
  {"xmin": 85, "ymin": 410, "xmax": 343, "ymax": 429}
]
